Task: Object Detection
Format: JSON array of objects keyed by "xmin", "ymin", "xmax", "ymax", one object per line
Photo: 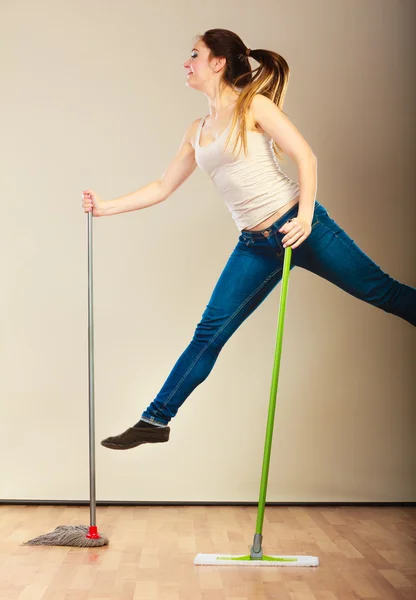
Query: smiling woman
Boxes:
[
  {"xmin": 183, "ymin": 31, "xmax": 301, "ymax": 165},
  {"xmin": 181, "ymin": 32, "xmax": 312, "ymax": 233},
  {"xmin": 81, "ymin": 27, "xmax": 416, "ymax": 458}
]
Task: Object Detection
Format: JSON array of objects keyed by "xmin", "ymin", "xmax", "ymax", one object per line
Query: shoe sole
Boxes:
[{"xmin": 101, "ymin": 438, "xmax": 169, "ymax": 450}]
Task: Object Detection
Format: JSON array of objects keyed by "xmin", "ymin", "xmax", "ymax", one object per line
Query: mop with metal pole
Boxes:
[
  {"xmin": 194, "ymin": 246, "xmax": 318, "ymax": 567},
  {"xmin": 24, "ymin": 209, "xmax": 108, "ymax": 547}
]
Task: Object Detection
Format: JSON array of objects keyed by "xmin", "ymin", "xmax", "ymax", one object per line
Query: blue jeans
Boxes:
[{"xmin": 141, "ymin": 200, "xmax": 416, "ymax": 426}]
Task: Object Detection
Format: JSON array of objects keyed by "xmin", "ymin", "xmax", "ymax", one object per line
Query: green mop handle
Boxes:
[{"xmin": 255, "ymin": 245, "xmax": 292, "ymax": 536}]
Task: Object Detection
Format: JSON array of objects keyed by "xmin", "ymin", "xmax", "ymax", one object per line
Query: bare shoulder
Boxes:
[
  {"xmin": 247, "ymin": 94, "xmax": 273, "ymax": 134},
  {"xmin": 186, "ymin": 117, "xmax": 203, "ymax": 149},
  {"xmin": 174, "ymin": 118, "xmax": 202, "ymax": 151},
  {"xmin": 249, "ymin": 93, "xmax": 291, "ymax": 129},
  {"xmin": 250, "ymin": 93, "xmax": 275, "ymax": 113},
  {"xmin": 249, "ymin": 93, "xmax": 315, "ymax": 161}
]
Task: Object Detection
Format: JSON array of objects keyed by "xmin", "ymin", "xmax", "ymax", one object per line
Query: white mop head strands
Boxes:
[{"xmin": 194, "ymin": 553, "xmax": 319, "ymax": 567}]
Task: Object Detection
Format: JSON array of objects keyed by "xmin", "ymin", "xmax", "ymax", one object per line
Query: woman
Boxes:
[{"xmin": 82, "ymin": 29, "xmax": 416, "ymax": 450}]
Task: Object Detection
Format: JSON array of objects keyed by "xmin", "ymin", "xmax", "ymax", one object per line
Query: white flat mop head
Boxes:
[{"xmin": 194, "ymin": 553, "xmax": 319, "ymax": 567}]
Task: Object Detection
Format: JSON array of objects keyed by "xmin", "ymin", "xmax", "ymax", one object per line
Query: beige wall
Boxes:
[{"xmin": 1, "ymin": 0, "xmax": 415, "ymax": 503}]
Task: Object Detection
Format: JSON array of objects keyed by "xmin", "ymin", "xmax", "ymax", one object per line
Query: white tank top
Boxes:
[{"xmin": 194, "ymin": 113, "xmax": 300, "ymax": 231}]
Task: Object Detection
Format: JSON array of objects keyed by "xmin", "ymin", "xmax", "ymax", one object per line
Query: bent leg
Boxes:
[
  {"xmin": 141, "ymin": 243, "xmax": 289, "ymax": 425},
  {"xmin": 294, "ymin": 204, "xmax": 416, "ymax": 326}
]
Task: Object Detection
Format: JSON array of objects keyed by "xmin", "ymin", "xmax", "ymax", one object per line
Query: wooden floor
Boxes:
[{"xmin": 0, "ymin": 505, "xmax": 415, "ymax": 600}]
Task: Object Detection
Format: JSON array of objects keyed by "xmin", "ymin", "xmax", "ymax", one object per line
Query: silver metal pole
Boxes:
[{"xmin": 87, "ymin": 210, "xmax": 96, "ymax": 527}]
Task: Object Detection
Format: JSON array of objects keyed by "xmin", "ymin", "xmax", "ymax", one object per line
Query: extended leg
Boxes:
[
  {"xmin": 294, "ymin": 204, "xmax": 416, "ymax": 326},
  {"xmin": 141, "ymin": 245, "xmax": 289, "ymax": 425},
  {"xmin": 101, "ymin": 241, "xmax": 289, "ymax": 449}
]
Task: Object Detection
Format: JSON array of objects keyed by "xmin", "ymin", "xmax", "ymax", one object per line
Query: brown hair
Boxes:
[{"xmin": 196, "ymin": 28, "xmax": 291, "ymax": 161}]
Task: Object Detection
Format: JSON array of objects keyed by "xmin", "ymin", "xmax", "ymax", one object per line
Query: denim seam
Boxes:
[
  {"xmin": 316, "ymin": 217, "xmax": 361, "ymax": 255},
  {"xmin": 157, "ymin": 263, "xmax": 284, "ymax": 414},
  {"xmin": 315, "ymin": 217, "xmax": 394, "ymax": 304}
]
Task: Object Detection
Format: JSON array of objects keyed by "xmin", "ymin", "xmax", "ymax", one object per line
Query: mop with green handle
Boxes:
[{"xmin": 195, "ymin": 246, "xmax": 319, "ymax": 567}]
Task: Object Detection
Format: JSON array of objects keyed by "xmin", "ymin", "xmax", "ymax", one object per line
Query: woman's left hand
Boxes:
[{"xmin": 279, "ymin": 217, "xmax": 312, "ymax": 249}]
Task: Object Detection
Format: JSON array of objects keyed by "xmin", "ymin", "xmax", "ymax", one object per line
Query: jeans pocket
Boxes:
[
  {"xmin": 306, "ymin": 205, "xmax": 321, "ymax": 231},
  {"xmin": 240, "ymin": 235, "xmax": 253, "ymax": 247},
  {"xmin": 311, "ymin": 213, "xmax": 320, "ymax": 229},
  {"xmin": 240, "ymin": 234, "xmax": 280, "ymax": 258}
]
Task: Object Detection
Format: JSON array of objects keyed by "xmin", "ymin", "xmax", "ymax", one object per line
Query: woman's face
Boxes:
[
  {"xmin": 183, "ymin": 41, "xmax": 221, "ymax": 89},
  {"xmin": 183, "ymin": 41, "xmax": 205, "ymax": 87}
]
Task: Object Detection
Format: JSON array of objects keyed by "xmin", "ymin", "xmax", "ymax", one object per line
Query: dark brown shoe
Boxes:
[{"xmin": 101, "ymin": 423, "xmax": 170, "ymax": 450}]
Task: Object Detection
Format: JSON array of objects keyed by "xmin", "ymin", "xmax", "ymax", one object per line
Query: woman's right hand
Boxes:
[{"xmin": 81, "ymin": 189, "xmax": 105, "ymax": 217}]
